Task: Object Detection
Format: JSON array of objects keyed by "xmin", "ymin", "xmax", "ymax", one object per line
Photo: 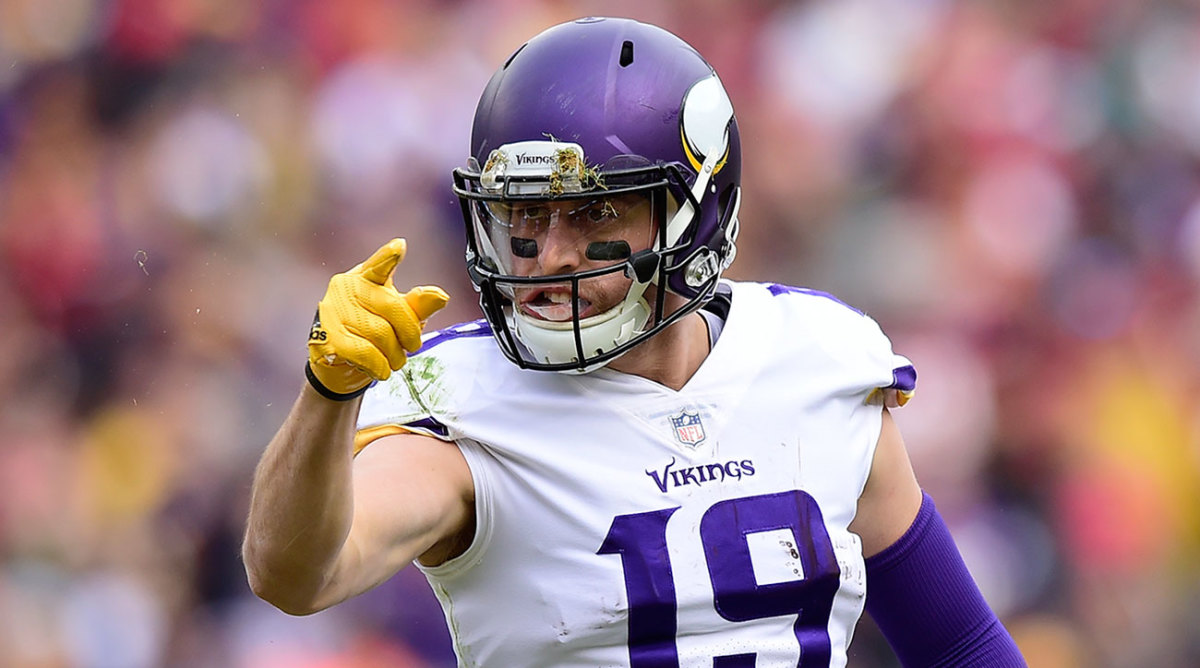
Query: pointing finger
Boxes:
[{"xmin": 357, "ymin": 238, "xmax": 408, "ymax": 286}]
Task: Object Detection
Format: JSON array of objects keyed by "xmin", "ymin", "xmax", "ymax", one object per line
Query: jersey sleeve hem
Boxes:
[
  {"xmin": 353, "ymin": 424, "xmax": 410, "ymax": 456},
  {"xmin": 853, "ymin": 404, "xmax": 887, "ymax": 511},
  {"xmin": 415, "ymin": 438, "xmax": 494, "ymax": 579},
  {"xmin": 353, "ymin": 417, "xmax": 455, "ymax": 456}
]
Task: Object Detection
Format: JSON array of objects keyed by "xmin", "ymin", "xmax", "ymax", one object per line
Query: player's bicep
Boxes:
[
  {"xmin": 849, "ymin": 408, "xmax": 923, "ymax": 558},
  {"xmin": 319, "ymin": 432, "xmax": 474, "ymax": 607}
]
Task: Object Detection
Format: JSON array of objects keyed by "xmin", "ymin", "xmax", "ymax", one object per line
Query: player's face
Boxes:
[{"xmin": 481, "ymin": 192, "xmax": 658, "ymax": 322}]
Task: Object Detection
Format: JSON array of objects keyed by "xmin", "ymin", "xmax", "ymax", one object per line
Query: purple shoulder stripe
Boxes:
[
  {"xmin": 403, "ymin": 416, "xmax": 450, "ymax": 438},
  {"xmin": 415, "ymin": 319, "xmax": 493, "ymax": 355},
  {"xmin": 764, "ymin": 283, "xmax": 864, "ymax": 315},
  {"xmin": 888, "ymin": 365, "xmax": 917, "ymax": 393}
]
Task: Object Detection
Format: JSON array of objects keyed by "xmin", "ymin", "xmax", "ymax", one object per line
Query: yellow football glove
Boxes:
[{"xmin": 306, "ymin": 238, "xmax": 449, "ymax": 400}]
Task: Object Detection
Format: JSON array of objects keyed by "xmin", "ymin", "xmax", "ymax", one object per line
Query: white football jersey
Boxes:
[{"xmin": 357, "ymin": 280, "xmax": 915, "ymax": 668}]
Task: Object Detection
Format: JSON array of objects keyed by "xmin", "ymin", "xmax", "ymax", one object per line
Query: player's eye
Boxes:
[
  {"xmin": 519, "ymin": 206, "xmax": 550, "ymax": 222},
  {"xmin": 586, "ymin": 206, "xmax": 613, "ymax": 223},
  {"xmin": 509, "ymin": 205, "xmax": 551, "ymax": 235},
  {"xmin": 576, "ymin": 200, "xmax": 620, "ymax": 225}
]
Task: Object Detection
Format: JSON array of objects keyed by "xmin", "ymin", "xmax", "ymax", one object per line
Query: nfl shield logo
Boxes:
[{"xmin": 670, "ymin": 411, "xmax": 706, "ymax": 447}]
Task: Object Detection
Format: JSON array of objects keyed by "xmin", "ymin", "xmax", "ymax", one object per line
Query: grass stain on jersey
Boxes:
[{"xmin": 394, "ymin": 354, "xmax": 451, "ymax": 417}]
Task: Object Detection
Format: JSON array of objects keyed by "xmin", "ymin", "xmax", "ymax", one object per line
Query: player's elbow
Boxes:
[
  {"xmin": 245, "ymin": 566, "xmax": 329, "ymax": 616},
  {"xmin": 256, "ymin": 591, "xmax": 325, "ymax": 617},
  {"xmin": 242, "ymin": 543, "xmax": 330, "ymax": 616}
]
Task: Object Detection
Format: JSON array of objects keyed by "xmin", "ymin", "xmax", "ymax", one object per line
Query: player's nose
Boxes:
[{"xmin": 536, "ymin": 219, "xmax": 584, "ymax": 275}]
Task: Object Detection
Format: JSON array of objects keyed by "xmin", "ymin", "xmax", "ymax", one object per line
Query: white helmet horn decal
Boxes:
[{"xmin": 668, "ymin": 74, "xmax": 734, "ymax": 248}]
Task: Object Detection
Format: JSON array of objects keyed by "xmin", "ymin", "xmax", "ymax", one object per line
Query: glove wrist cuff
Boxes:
[{"xmin": 305, "ymin": 362, "xmax": 371, "ymax": 402}]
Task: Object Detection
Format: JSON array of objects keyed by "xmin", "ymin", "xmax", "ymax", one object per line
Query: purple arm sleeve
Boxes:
[{"xmin": 864, "ymin": 492, "xmax": 1026, "ymax": 667}]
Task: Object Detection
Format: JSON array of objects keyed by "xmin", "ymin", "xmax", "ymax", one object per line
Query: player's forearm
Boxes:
[
  {"xmin": 242, "ymin": 383, "xmax": 360, "ymax": 615},
  {"xmin": 865, "ymin": 493, "xmax": 1026, "ymax": 666}
]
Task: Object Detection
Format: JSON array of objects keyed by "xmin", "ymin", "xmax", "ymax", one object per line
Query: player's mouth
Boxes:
[{"xmin": 520, "ymin": 288, "xmax": 593, "ymax": 322}]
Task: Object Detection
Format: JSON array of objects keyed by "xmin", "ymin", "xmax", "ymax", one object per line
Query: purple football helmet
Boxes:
[{"xmin": 453, "ymin": 17, "xmax": 741, "ymax": 372}]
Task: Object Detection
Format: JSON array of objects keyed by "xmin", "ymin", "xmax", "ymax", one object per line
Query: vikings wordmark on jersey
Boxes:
[{"xmin": 357, "ymin": 281, "xmax": 915, "ymax": 668}]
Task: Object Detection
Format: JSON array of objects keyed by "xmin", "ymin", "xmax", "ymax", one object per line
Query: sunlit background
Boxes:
[{"xmin": 2, "ymin": 0, "xmax": 1199, "ymax": 666}]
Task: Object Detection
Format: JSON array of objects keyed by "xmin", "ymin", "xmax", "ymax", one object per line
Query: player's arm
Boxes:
[
  {"xmin": 242, "ymin": 389, "xmax": 473, "ymax": 615},
  {"xmin": 242, "ymin": 239, "xmax": 464, "ymax": 616},
  {"xmin": 851, "ymin": 409, "xmax": 1026, "ymax": 667}
]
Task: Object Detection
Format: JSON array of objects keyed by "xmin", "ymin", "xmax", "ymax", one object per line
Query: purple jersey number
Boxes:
[{"xmin": 599, "ymin": 490, "xmax": 839, "ymax": 667}]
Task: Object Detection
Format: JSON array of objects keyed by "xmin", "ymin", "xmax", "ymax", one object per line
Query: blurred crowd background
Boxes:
[{"xmin": 2, "ymin": 0, "xmax": 1199, "ymax": 666}]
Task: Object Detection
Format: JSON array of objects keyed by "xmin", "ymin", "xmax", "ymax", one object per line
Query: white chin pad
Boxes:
[{"xmin": 510, "ymin": 286, "xmax": 651, "ymax": 367}]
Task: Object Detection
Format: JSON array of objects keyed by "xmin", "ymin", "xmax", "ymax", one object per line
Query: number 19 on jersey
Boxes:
[{"xmin": 599, "ymin": 490, "xmax": 842, "ymax": 667}]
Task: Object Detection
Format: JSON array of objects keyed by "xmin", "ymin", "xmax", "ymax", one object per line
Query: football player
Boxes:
[{"xmin": 244, "ymin": 17, "xmax": 1026, "ymax": 667}]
